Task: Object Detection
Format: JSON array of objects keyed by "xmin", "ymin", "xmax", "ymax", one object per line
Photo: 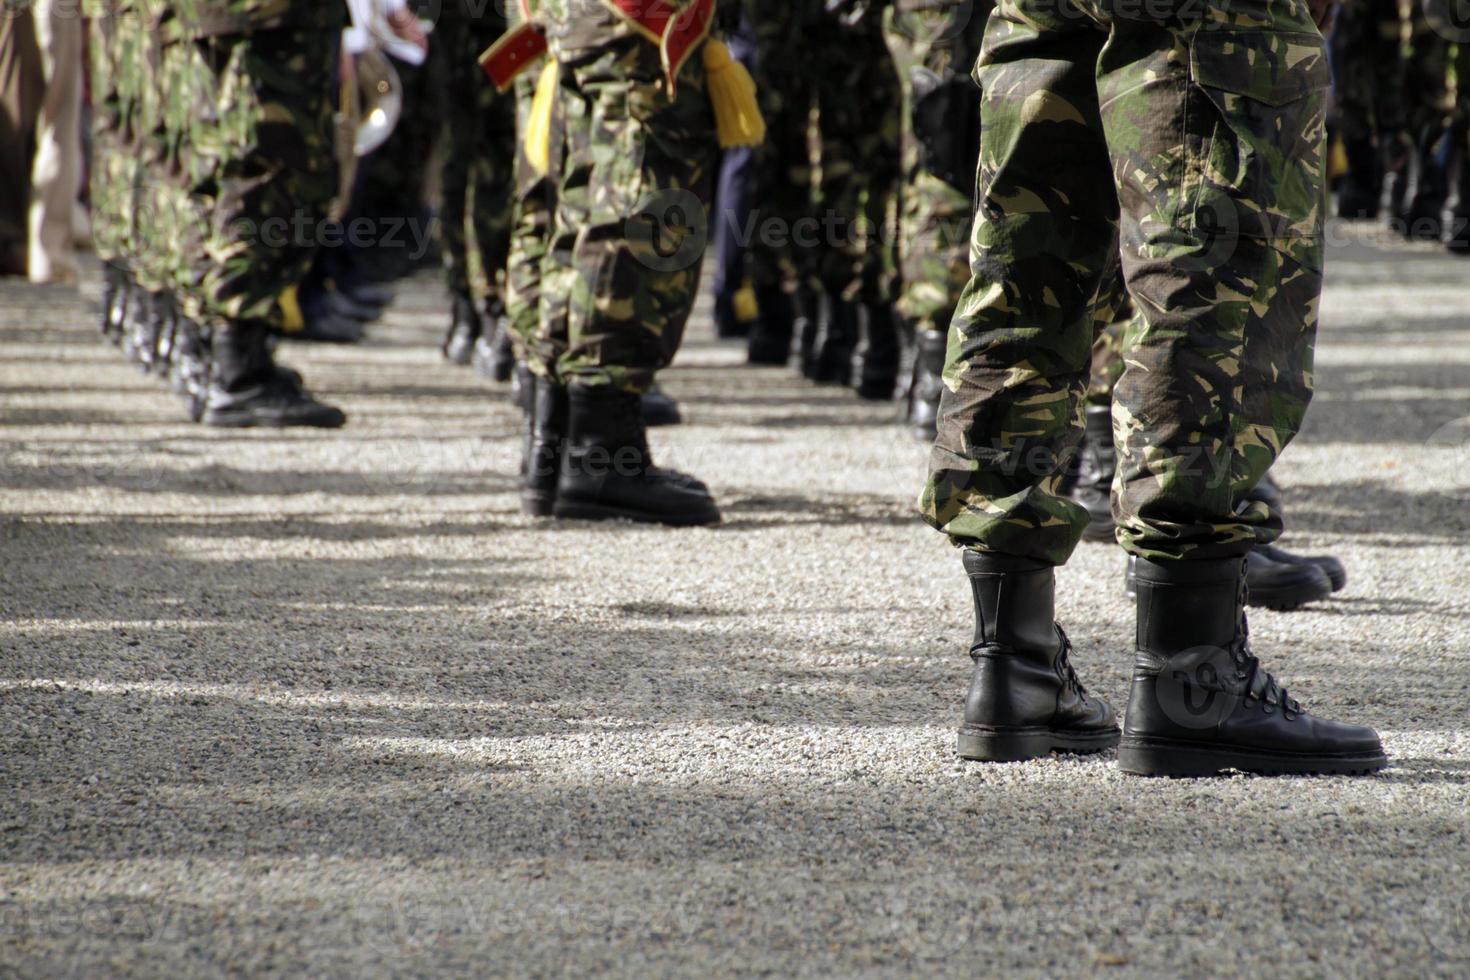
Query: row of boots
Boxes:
[
  {"xmin": 1336, "ymin": 124, "xmax": 1470, "ymax": 254},
  {"xmin": 747, "ymin": 283, "xmax": 905, "ymax": 401},
  {"xmin": 958, "ymin": 550, "xmax": 1385, "ymax": 776},
  {"xmin": 98, "ymin": 264, "xmax": 347, "ymax": 428},
  {"xmin": 441, "ymin": 289, "xmax": 516, "ymax": 381}
]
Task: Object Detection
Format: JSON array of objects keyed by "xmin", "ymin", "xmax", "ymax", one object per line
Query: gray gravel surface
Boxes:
[{"xmin": 2, "ymin": 225, "xmax": 1468, "ymax": 977}]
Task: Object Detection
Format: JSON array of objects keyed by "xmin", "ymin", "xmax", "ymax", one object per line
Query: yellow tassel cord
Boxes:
[
  {"xmin": 277, "ymin": 285, "xmax": 305, "ymax": 334},
  {"xmin": 701, "ymin": 39, "xmax": 765, "ymax": 149},
  {"xmin": 524, "ymin": 59, "xmax": 560, "ymax": 177}
]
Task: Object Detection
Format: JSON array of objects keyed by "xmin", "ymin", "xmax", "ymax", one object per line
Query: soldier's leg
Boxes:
[
  {"xmin": 808, "ymin": 12, "xmax": 902, "ymax": 389},
  {"xmin": 919, "ymin": 6, "xmax": 1115, "ymax": 567},
  {"xmin": 184, "ymin": 23, "xmax": 347, "ymax": 429},
  {"xmin": 743, "ymin": 0, "xmax": 816, "ymax": 367},
  {"xmin": 887, "ymin": 1, "xmax": 989, "ymax": 436},
  {"xmin": 87, "ymin": 6, "xmax": 129, "ymax": 339},
  {"xmin": 512, "ymin": 66, "xmax": 567, "ymax": 518},
  {"xmin": 434, "ymin": 14, "xmax": 481, "ymax": 364},
  {"xmin": 464, "ymin": 17, "xmax": 520, "ymax": 382},
  {"xmin": 1442, "ymin": 41, "xmax": 1469, "ymax": 254},
  {"xmin": 118, "ymin": 22, "xmax": 170, "ymax": 371},
  {"xmin": 923, "ymin": 1, "xmax": 1120, "ymax": 764},
  {"xmin": 542, "ymin": 38, "xmax": 719, "ymax": 526},
  {"xmin": 1098, "ymin": 3, "xmax": 1381, "ymax": 777}
]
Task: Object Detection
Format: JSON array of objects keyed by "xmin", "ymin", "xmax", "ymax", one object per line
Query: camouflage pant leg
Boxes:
[
  {"xmin": 744, "ymin": 0, "xmax": 815, "ymax": 290},
  {"xmin": 809, "ymin": 12, "xmax": 902, "ymax": 300},
  {"xmin": 181, "ymin": 24, "xmax": 341, "ymax": 325},
  {"xmin": 1401, "ymin": 2, "xmax": 1454, "ymax": 136},
  {"xmin": 1331, "ymin": 0, "xmax": 1406, "ymax": 140},
  {"xmin": 87, "ymin": 7, "xmax": 133, "ymax": 269},
  {"xmin": 544, "ymin": 37, "xmax": 718, "ymax": 392},
  {"xmin": 921, "ymin": 0, "xmax": 1327, "ymax": 565},
  {"xmin": 438, "ymin": 10, "xmax": 516, "ymax": 303},
  {"xmin": 507, "ymin": 68, "xmax": 563, "ymax": 377},
  {"xmin": 886, "ymin": 1, "xmax": 990, "ymax": 334},
  {"xmin": 125, "ymin": 22, "xmax": 171, "ymax": 292}
]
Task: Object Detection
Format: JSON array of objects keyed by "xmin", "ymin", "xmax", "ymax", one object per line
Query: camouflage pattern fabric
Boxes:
[
  {"xmin": 504, "ymin": 65, "xmax": 565, "ymax": 376},
  {"xmin": 84, "ymin": 1, "xmax": 129, "ymax": 269},
  {"xmin": 437, "ymin": 4, "xmax": 517, "ymax": 306},
  {"xmin": 807, "ymin": 4, "xmax": 903, "ymax": 303},
  {"xmin": 885, "ymin": 0, "xmax": 989, "ymax": 336},
  {"xmin": 173, "ymin": 15, "xmax": 344, "ymax": 326},
  {"xmin": 921, "ymin": 0, "xmax": 1329, "ymax": 566},
  {"xmin": 1331, "ymin": 0, "xmax": 1407, "ymax": 143},
  {"xmin": 535, "ymin": 6, "xmax": 718, "ymax": 392},
  {"xmin": 742, "ymin": 0, "xmax": 817, "ymax": 293}
]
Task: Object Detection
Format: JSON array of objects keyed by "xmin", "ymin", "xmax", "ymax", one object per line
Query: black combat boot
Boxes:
[
  {"xmin": 1255, "ymin": 543, "xmax": 1346, "ymax": 593},
  {"xmin": 957, "ymin": 551, "xmax": 1119, "ymax": 762},
  {"xmin": 852, "ymin": 302, "xmax": 901, "ymax": 401},
  {"xmin": 641, "ymin": 385, "xmax": 683, "ymax": 427},
  {"xmin": 906, "ymin": 328, "xmax": 946, "ymax": 442},
  {"xmin": 1444, "ymin": 133, "xmax": 1469, "ymax": 256},
  {"xmin": 1400, "ymin": 126, "xmax": 1450, "ymax": 242},
  {"xmin": 522, "ymin": 373, "xmax": 567, "ymax": 517},
  {"xmin": 100, "ymin": 264, "xmax": 129, "ymax": 342},
  {"xmin": 1119, "ymin": 556, "xmax": 1385, "ymax": 776},
  {"xmin": 203, "ymin": 322, "xmax": 347, "ymax": 429},
  {"xmin": 795, "ymin": 282, "xmax": 822, "ymax": 378},
  {"xmin": 1124, "ymin": 547, "xmax": 1333, "ymax": 610},
  {"xmin": 811, "ymin": 290, "xmax": 857, "ymax": 385},
  {"xmin": 1380, "ymin": 130, "xmax": 1411, "ymax": 226},
  {"xmin": 554, "ymin": 384, "xmax": 720, "ymax": 526},
  {"xmin": 472, "ymin": 299, "xmax": 515, "ymax": 382},
  {"xmin": 1334, "ymin": 136, "xmax": 1381, "ymax": 219},
  {"xmin": 170, "ymin": 318, "xmax": 212, "ymax": 423},
  {"xmin": 442, "ymin": 290, "xmax": 481, "ymax": 366},
  {"xmin": 712, "ymin": 289, "xmax": 749, "ymax": 340},
  {"xmin": 1068, "ymin": 404, "xmax": 1116, "ymax": 542},
  {"xmin": 747, "ymin": 282, "xmax": 794, "ymax": 366},
  {"xmin": 122, "ymin": 290, "xmax": 164, "ymax": 372}
]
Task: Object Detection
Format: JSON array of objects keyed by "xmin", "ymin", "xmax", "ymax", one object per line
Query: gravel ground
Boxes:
[{"xmin": 2, "ymin": 224, "xmax": 1468, "ymax": 977}]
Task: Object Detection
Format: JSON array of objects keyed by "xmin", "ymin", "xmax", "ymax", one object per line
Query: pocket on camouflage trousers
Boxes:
[{"xmin": 1186, "ymin": 29, "xmax": 1329, "ymax": 246}]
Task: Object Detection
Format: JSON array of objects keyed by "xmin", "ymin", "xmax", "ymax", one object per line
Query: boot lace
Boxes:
[
  {"xmin": 1055, "ymin": 626, "xmax": 1091, "ymax": 701},
  {"xmin": 1229, "ymin": 618, "xmax": 1302, "ymax": 719}
]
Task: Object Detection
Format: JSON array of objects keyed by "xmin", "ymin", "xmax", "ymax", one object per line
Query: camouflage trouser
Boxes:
[
  {"xmin": 921, "ymin": 0, "xmax": 1328, "ymax": 566},
  {"xmin": 1330, "ymin": 0, "xmax": 1406, "ymax": 142},
  {"xmin": 175, "ymin": 22, "xmax": 342, "ymax": 326},
  {"xmin": 744, "ymin": 0, "xmax": 816, "ymax": 292},
  {"xmin": 437, "ymin": 8, "xmax": 517, "ymax": 304},
  {"xmin": 504, "ymin": 66, "xmax": 564, "ymax": 375},
  {"xmin": 885, "ymin": 0, "xmax": 990, "ymax": 335},
  {"xmin": 539, "ymin": 35, "xmax": 718, "ymax": 392},
  {"xmin": 807, "ymin": 8, "xmax": 903, "ymax": 302},
  {"xmin": 86, "ymin": 6, "xmax": 128, "ymax": 268}
]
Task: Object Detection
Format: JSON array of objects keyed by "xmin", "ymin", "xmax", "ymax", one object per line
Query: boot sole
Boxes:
[
  {"xmin": 552, "ymin": 498, "xmax": 720, "ymax": 528},
  {"xmin": 521, "ymin": 493, "xmax": 555, "ymax": 518},
  {"xmin": 957, "ymin": 724, "xmax": 1120, "ymax": 763},
  {"xmin": 1117, "ymin": 735, "xmax": 1387, "ymax": 777}
]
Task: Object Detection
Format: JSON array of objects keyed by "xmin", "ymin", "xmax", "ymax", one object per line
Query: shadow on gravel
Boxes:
[
  {"xmin": 1304, "ymin": 361, "xmax": 1470, "ymax": 445},
  {"xmin": 1276, "ymin": 479, "xmax": 1470, "ymax": 543}
]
